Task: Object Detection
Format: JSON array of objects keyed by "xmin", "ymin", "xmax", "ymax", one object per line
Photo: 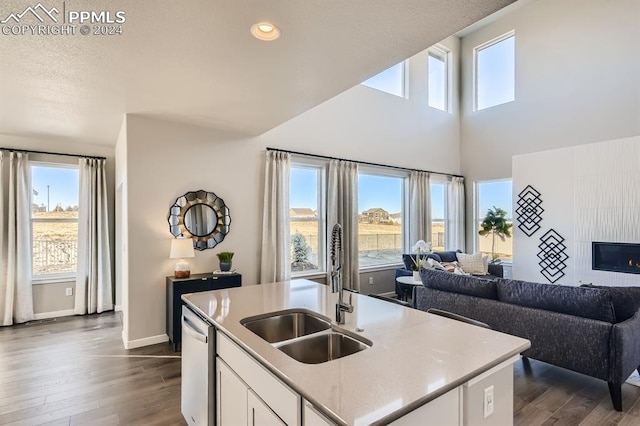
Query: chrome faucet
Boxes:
[{"xmin": 330, "ymin": 223, "xmax": 353, "ymax": 324}]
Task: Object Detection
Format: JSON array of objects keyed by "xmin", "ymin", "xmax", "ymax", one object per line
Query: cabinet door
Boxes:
[
  {"xmin": 217, "ymin": 358, "xmax": 248, "ymax": 426},
  {"xmin": 248, "ymin": 389, "xmax": 286, "ymax": 426}
]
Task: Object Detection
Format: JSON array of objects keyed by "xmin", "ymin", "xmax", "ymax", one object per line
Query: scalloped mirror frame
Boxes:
[{"xmin": 168, "ymin": 190, "xmax": 231, "ymax": 250}]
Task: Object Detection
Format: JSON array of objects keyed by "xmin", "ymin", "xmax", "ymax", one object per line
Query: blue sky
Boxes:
[
  {"xmin": 478, "ymin": 180, "xmax": 512, "ymax": 218},
  {"xmin": 32, "ymin": 165, "xmax": 79, "ymax": 210}
]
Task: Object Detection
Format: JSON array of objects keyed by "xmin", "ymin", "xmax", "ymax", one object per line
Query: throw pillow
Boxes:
[
  {"xmin": 427, "ymin": 258, "xmax": 446, "ymax": 271},
  {"xmin": 581, "ymin": 284, "xmax": 640, "ymax": 323},
  {"xmin": 456, "ymin": 252, "xmax": 487, "ymax": 275},
  {"xmin": 441, "ymin": 261, "xmax": 459, "ymax": 273}
]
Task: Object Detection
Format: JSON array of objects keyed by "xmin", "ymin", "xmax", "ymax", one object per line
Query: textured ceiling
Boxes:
[{"xmin": 0, "ymin": 0, "xmax": 516, "ymax": 145}]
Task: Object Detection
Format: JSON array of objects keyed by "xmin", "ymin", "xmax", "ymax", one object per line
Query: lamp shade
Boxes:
[{"xmin": 170, "ymin": 238, "xmax": 195, "ymax": 259}]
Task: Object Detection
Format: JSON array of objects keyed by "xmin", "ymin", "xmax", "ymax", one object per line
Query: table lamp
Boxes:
[{"xmin": 170, "ymin": 238, "xmax": 195, "ymax": 278}]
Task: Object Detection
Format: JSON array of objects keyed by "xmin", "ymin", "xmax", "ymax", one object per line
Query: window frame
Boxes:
[
  {"xmin": 427, "ymin": 45, "xmax": 451, "ymax": 113},
  {"xmin": 473, "ymin": 30, "xmax": 516, "ymax": 111},
  {"xmin": 473, "ymin": 178, "xmax": 513, "ymax": 260},
  {"xmin": 289, "ymin": 159, "xmax": 327, "ymax": 278},
  {"xmin": 357, "ymin": 166, "xmax": 408, "ymax": 271},
  {"xmin": 429, "ymin": 179, "xmax": 448, "ymax": 251},
  {"xmin": 361, "ymin": 60, "xmax": 409, "ymax": 99},
  {"xmin": 30, "ymin": 161, "xmax": 80, "ymax": 284}
]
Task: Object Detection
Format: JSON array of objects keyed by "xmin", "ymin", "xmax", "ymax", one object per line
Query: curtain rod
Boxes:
[
  {"xmin": 266, "ymin": 147, "xmax": 464, "ymax": 179},
  {"xmin": 0, "ymin": 147, "xmax": 106, "ymax": 160}
]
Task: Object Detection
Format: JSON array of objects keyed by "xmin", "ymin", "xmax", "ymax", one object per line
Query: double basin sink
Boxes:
[{"xmin": 241, "ymin": 309, "xmax": 371, "ymax": 364}]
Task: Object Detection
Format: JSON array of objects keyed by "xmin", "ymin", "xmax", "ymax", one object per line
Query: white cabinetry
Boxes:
[
  {"xmin": 217, "ymin": 331, "xmax": 301, "ymax": 426},
  {"xmin": 249, "ymin": 389, "xmax": 287, "ymax": 426},
  {"xmin": 216, "ymin": 359, "xmax": 248, "ymax": 426},
  {"xmin": 214, "ymin": 331, "xmax": 516, "ymax": 426},
  {"xmin": 390, "ymin": 388, "xmax": 460, "ymax": 426}
]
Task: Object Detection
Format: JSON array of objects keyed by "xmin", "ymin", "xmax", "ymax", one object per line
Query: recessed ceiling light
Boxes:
[{"xmin": 250, "ymin": 22, "xmax": 280, "ymax": 41}]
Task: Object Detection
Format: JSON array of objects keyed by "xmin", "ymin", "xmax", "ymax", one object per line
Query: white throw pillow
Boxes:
[
  {"xmin": 427, "ymin": 258, "xmax": 446, "ymax": 271},
  {"xmin": 456, "ymin": 252, "xmax": 486, "ymax": 275}
]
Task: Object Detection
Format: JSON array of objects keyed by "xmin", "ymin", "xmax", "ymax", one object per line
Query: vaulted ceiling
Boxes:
[{"xmin": 0, "ymin": 0, "xmax": 516, "ymax": 145}]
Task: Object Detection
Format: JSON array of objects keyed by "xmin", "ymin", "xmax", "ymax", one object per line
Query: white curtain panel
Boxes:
[
  {"xmin": 259, "ymin": 151, "xmax": 291, "ymax": 284},
  {"xmin": 0, "ymin": 151, "xmax": 34, "ymax": 326},
  {"xmin": 446, "ymin": 176, "xmax": 466, "ymax": 251},
  {"xmin": 408, "ymin": 171, "xmax": 432, "ymax": 248},
  {"xmin": 75, "ymin": 158, "xmax": 113, "ymax": 315},
  {"xmin": 327, "ymin": 160, "xmax": 359, "ymax": 291}
]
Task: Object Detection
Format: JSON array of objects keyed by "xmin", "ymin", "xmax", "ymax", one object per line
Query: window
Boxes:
[
  {"xmin": 361, "ymin": 61, "xmax": 406, "ymax": 98},
  {"xmin": 290, "ymin": 164, "xmax": 324, "ymax": 275},
  {"xmin": 474, "ymin": 31, "xmax": 515, "ymax": 110},
  {"xmin": 430, "ymin": 182, "xmax": 446, "ymax": 251},
  {"xmin": 358, "ymin": 173, "xmax": 403, "ymax": 268},
  {"xmin": 476, "ymin": 180, "xmax": 513, "ymax": 261},
  {"xmin": 31, "ymin": 163, "xmax": 79, "ymax": 280},
  {"xmin": 428, "ymin": 46, "xmax": 450, "ymax": 111}
]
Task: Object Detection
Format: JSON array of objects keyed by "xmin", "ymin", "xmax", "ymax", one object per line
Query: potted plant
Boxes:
[
  {"xmin": 217, "ymin": 251, "xmax": 234, "ymax": 272},
  {"xmin": 410, "ymin": 240, "xmax": 432, "ymax": 281},
  {"xmin": 479, "ymin": 206, "xmax": 512, "ymax": 264}
]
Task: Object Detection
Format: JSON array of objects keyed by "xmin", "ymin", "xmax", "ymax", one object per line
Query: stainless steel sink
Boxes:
[
  {"xmin": 276, "ymin": 332, "xmax": 370, "ymax": 364},
  {"xmin": 241, "ymin": 310, "xmax": 331, "ymax": 343}
]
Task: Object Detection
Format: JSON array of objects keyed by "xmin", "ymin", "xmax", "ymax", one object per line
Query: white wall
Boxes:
[
  {"xmin": 460, "ymin": 0, "xmax": 640, "ymax": 246},
  {"xmin": 115, "ymin": 116, "xmax": 128, "ymax": 342},
  {"xmin": 122, "ymin": 115, "xmax": 262, "ymax": 344},
  {"xmin": 122, "ymin": 37, "xmax": 463, "ymax": 345},
  {"xmin": 0, "ymin": 134, "xmax": 115, "ymax": 317},
  {"xmin": 512, "ymin": 136, "xmax": 640, "ymax": 287},
  {"xmin": 262, "ymin": 36, "xmax": 462, "ymax": 175}
]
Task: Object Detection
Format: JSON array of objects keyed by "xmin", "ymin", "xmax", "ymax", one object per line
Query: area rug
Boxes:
[{"xmin": 626, "ymin": 370, "xmax": 640, "ymax": 388}]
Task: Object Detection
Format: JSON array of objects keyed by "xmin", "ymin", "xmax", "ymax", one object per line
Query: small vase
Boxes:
[
  {"xmin": 220, "ymin": 262, "xmax": 232, "ymax": 272},
  {"xmin": 413, "ymin": 270, "xmax": 421, "ymax": 282}
]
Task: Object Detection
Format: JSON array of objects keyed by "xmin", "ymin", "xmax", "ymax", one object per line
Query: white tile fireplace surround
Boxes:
[{"xmin": 512, "ymin": 136, "xmax": 640, "ymax": 287}]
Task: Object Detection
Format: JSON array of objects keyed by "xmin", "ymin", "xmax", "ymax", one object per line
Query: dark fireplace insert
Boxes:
[{"xmin": 592, "ymin": 242, "xmax": 640, "ymax": 275}]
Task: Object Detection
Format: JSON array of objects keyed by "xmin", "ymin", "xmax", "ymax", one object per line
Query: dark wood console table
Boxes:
[{"xmin": 166, "ymin": 272, "xmax": 241, "ymax": 351}]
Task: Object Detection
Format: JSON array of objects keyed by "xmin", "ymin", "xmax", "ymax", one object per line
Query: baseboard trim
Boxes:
[
  {"xmin": 115, "ymin": 305, "xmax": 122, "ymax": 312},
  {"xmin": 123, "ymin": 333, "xmax": 169, "ymax": 350},
  {"xmin": 33, "ymin": 309, "xmax": 75, "ymax": 320}
]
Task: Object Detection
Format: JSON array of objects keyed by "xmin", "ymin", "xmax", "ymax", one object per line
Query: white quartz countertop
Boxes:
[{"xmin": 182, "ymin": 279, "xmax": 530, "ymax": 425}]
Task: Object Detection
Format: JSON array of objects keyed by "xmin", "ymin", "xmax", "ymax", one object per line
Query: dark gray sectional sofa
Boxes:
[{"xmin": 414, "ymin": 268, "xmax": 640, "ymax": 411}]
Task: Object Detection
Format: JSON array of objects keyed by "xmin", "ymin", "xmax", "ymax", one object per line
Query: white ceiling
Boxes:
[{"xmin": 0, "ymin": 0, "xmax": 516, "ymax": 146}]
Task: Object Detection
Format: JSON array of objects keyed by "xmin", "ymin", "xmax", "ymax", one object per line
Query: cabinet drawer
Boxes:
[{"xmin": 217, "ymin": 331, "xmax": 301, "ymax": 426}]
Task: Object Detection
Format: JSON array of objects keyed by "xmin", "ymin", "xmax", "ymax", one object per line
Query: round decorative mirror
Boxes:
[{"xmin": 168, "ymin": 190, "xmax": 231, "ymax": 250}]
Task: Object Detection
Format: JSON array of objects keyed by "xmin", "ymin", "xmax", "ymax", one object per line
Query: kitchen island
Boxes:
[{"xmin": 182, "ymin": 279, "xmax": 530, "ymax": 425}]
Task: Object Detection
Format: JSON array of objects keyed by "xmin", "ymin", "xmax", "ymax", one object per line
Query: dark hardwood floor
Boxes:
[
  {"xmin": 2, "ymin": 312, "xmax": 640, "ymax": 425},
  {"xmin": 0, "ymin": 312, "xmax": 185, "ymax": 426}
]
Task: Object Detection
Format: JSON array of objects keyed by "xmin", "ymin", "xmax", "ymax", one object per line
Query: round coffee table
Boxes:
[{"xmin": 396, "ymin": 275, "xmax": 423, "ymax": 302}]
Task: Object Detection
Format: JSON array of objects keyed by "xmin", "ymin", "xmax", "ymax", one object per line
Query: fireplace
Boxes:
[{"xmin": 592, "ymin": 242, "xmax": 640, "ymax": 275}]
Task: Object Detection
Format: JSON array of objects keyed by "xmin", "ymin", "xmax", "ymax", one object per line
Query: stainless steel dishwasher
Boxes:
[{"xmin": 181, "ymin": 305, "xmax": 215, "ymax": 426}]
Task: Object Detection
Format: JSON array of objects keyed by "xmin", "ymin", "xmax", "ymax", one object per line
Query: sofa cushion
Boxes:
[
  {"xmin": 497, "ymin": 279, "xmax": 615, "ymax": 323},
  {"xmin": 581, "ymin": 284, "xmax": 640, "ymax": 323},
  {"xmin": 419, "ymin": 268, "xmax": 498, "ymax": 300},
  {"xmin": 435, "ymin": 250, "xmax": 461, "ymax": 263}
]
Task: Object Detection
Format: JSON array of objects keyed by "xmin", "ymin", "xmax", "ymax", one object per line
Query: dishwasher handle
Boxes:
[{"xmin": 182, "ymin": 314, "xmax": 208, "ymax": 344}]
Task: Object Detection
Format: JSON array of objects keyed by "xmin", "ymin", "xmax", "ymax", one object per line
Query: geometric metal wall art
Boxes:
[
  {"xmin": 537, "ymin": 229, "xmax": 569, "ymax": 283},
  {"xmin": 516, "ymin": 185, "xmax": 544, "ymax": 237}
]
